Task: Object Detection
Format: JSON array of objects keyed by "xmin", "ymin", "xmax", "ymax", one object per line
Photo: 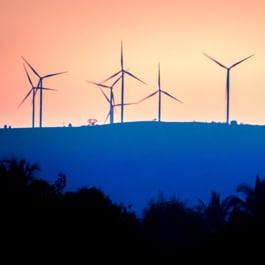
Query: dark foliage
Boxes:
[
  {"xmin": 1, "ymin": 157, "xmax": 265, "ymax": 262},
  {"xmin": 0, "ymin": 157, "xmax": 144, "ymax": 262}
]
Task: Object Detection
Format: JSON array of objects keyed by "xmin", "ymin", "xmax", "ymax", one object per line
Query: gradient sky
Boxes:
[{"xmin": 1, "ymin": 0, "xmax": 264, "ymax": 128}]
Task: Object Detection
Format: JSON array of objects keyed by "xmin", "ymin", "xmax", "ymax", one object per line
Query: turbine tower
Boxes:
[
  {"xmin": 22, "ymin": 57, "xmax": 67, "ymax": 128},
  {"xmin": 203, "ymin": 53, "xmax": 254, "ymax": 124},
  {"xmin": 138, "ymin": 62, "xmax": 183, "ymax": 122},
  {"xmin": 102, "ymin": 41, "xmax": 146, "ymax": 123}
]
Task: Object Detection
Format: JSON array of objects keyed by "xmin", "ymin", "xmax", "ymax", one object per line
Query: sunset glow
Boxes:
[{"xmin": 1, "ymin": 0, "xmax": 263, "ymax": 128}]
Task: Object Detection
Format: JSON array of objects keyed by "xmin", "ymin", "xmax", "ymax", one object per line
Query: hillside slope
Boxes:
[{"xmin": 1, "ymin": 121, "xmax": 265, "ymax": 217}]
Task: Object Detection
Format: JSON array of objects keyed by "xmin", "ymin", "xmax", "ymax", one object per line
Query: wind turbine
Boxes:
[
  {"xmin": 138, "ymin": 62, "xmax": 183, "ymax": 122},
  {"xmin": 97, "ymin": 85, "xmax": 137, "ymax": 124},
  {"xmin": 86, "ymin": 76, "xmax": 121, "ymax": 124},
  {"xmin": 102, "ymin": 41, "xmax": 146, "ymax": 123},
  {"xmin": 18, "ymin": 63, "xmax": 55, "ymax": 128},
  {"xmin": 21, "ymin": 57, "xmax": 67, "ymax": 128},
  {"xmin": 203, "ymin": 53, "xmax": 254, "ymax": 124}
]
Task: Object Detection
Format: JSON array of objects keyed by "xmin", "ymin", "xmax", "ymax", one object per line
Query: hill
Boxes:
[{"xmin": 1, "ymin": 121, "xmax": 265, "ymax": 217}]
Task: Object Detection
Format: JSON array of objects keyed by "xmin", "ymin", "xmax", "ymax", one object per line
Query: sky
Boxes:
[{"xmin": 1, "ymin": 0, "xmax": 264, "ymax": 128}]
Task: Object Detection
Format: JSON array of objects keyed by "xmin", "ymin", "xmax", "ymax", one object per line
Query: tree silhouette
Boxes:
[
  {"xmin": 142, "ymin": 192, "xmax": 209, "ymax": 253},
  {"xmin": 236, "ymin": 175, "xmax": 265, "ymax": 218},
  {"xmin": 3, "ymin": 156, "xmax": 265, "ymax": 261},
  {"xmin": 220, "ymin": 175, "xmax": 265, "ymax": 258},
  {"xmin": 0, "ymin": 157, "xmax": 146, "ymax": 261},
  {"xmin": 53, "ymin": 173, "xmax": 67, "ymax": 194},
  {"xmin": 0, "ymin": 157, "xmax": 40, "ymax": 196},
  {"xmin": 195, "ymin": 190, "xmax": 240, "ymax": 235}
]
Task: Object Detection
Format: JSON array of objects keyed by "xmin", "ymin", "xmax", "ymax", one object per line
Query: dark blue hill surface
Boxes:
[{"xmin": 1, "ymin": 121, "xmax": 265, "ymax": 217}]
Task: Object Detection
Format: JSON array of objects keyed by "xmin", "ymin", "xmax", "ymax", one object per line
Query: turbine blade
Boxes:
[
  {"xmin": 138, "ymin": 91, "xmax": 158, "ymax": 103},
  {"xmin": 41, "ymin": 87, "xmax": 57, "ymax": 91},
  {"xmin": 87, "ymin": 80, "xmax": 111, "ymax": 89},
  {"xmin": 124, "ymin": 102, "xmax": 137, "ymax": 106},
  {"xmin": 102, "ymin": 70, "xmax": 122, "ymax": 83},
  {"xmin": 158, "ymin": 62, "xmax": 161, "ymax": 89},
  {"xmin": 121, "ymin": 40, "xmax": 123, "ymax": 69},
  {"xmin": 203, "ymin": 53, "xmax": 228, "ymax": 69},
  {"xmin": 124, "ymin": 70, "xmax": 146, "ymax": 84},
  {"xmin": 98, "ymin": 86, "xmax": 111, "ymax": 103},
  {"xmin": 23, "ymin": 63, "xmax": 34, "ymax": 87},
  {"xmin": 43, "ymin": 71, "xmax": 67, "ymax": 78},
  {"xmin": 111, "ymin": 75, "xmax": 122, "ymax": 87},
  {"xmin": 113, "ymin": 103, "xmax": 121, "ymax": 107},
  {"xmin": 114, "ymin": 102, "xmax": 137, "ymax": 107},
  {"xmin": 104, "ymin": 113, "xmax": 110, "ymax": 124},
  {"xmin": 21, "ymin": 56, "xmax": 41, "ymax": 78},
  {"xmin": 161, "ymin": 90, "xmax": 183, "ymax": 103},
  {"xmin": 229, "ymin": 54, "xmax": 254, "ymax": 69},
  {"xmin": 17, "ymin": 89, "xmax": 32, "ymax": 108},
  {"xmin": 114, "ymin": 102, "xmax": 139, "ymax": 107}
]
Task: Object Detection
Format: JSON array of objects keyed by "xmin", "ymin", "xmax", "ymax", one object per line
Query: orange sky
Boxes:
[{"xmin": 1, "ymin": 0, "xmax": 264, "ymax": 128}]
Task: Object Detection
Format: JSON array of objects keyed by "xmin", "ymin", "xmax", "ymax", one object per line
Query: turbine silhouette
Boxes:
[
  {"xmin": 102, "ymin": 41, "xmax": 146, "ymax": 123},
  {"xmin": 21, "ymin": 57, "xmax": 67, "ymax": 128},
  {"xmin": 18, "ymin": 63, "xmax": 55, "ymax": 128},
  {"xmin": 138, "ymin": 62, "xmax": 183, "ymax": 122},
  {"xmin": 97, "ymin": 86, "xmax": 137, "ymax": 124},
  {"xmin": 87, "ymin": 76, "xmax": 121, "ymax": 124},
  {"xmin": 203, "ymin": 53, "xmax": 254, "ymax": 124}
]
